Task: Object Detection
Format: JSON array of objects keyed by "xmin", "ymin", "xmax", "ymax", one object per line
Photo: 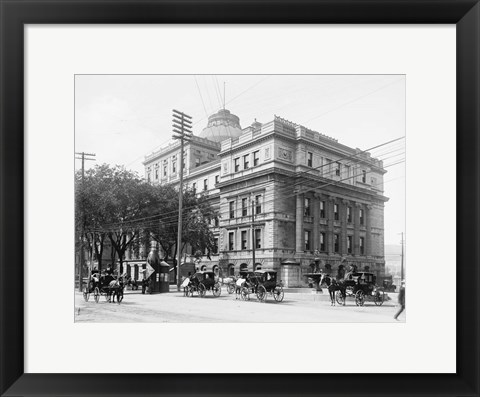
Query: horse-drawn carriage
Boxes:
[
  {"xmin": 183, "ymin": 271, "xmax": 222, "ymax": 298},
  {"xmin": 239, "ymin": 270, "xmax": 284, "ymax": 303},
  {"xmin": 335, "ymin": 272, "xmax": 385, "ymax": 306},
  {"xmin": 82, "ymin": 274, "xmax": 124, "ymax": 304}
]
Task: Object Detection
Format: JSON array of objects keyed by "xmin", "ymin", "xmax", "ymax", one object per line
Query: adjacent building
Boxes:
[{"xmin": 143, "ymin": 108, "xmax": 388, "ymax": 287}]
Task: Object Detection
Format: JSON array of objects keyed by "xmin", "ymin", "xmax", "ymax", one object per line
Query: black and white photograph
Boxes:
[{"xmin": 74, "ymin": 74, "xmax": 406, "ymax": 323}]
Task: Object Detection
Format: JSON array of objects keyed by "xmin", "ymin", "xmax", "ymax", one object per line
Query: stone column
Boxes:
[
  {"xmin": 366, "ymin": 204, "xmax": 372, "ymax": 256},
  {"xmin": 295, "ymin": 193, "xmax": 304, "ymax": 253},
  {"xmin": 313, "ymin": 194, "xmax": 320, "ymax": 251},
  {"xmin": 341, "ymin": 200, "xmax": 349, "ymax": 255},
  {"xmin": 354, "ymin": 203, "xmax": 361, "ymax": 255},
  {"xmin": 327, "ymin": 196, "xmax": 335, "ymax": 253}
]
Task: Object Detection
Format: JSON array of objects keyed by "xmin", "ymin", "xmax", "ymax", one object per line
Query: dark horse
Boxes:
[{"xmin": 320, "ymin": 273, "xmax": 346, "ymax": 306}]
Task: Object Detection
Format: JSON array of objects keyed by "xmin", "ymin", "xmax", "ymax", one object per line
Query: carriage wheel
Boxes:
[
  {"xmin": 94, "ymin": 287, "xmax": 100, "ymax": 303},
  {"xmin": 227, "ymin": 283, "xmax": 235, "ymax": 294},
  {"xmin": 198, "ymin": 283, "xmax": 206, "ymax": 298},
  {"xmin": 240, "ymin": 286, "xmax": 249, "ymax": 301},
  {"xmin": 273, "ymin": 286, "xmax": 284, "ymax": 302},
  {"xmin": 355, "ymin": 290, "xmax": 365, "ymax": 306},
  {"xmin": 83, "ymin": 286, "xmax": 90, "ymax": 302},
  {"xmin": 104, "ymin": 290, "xmax": 110, "ymax": 301},
  {"xmin": 335, "ymin": 290, "xmax": 345, "ymax": 306},
  {"xmin": 213, "ymin": 283, "xmax": 222, "ymax": 297},
  {"xmin": 256, "ymin": 285, "xmax": 267, "ymax": 302},
  {"xmin": 374, "ymin": 291, "xmax": 384, "ymax": 306}
]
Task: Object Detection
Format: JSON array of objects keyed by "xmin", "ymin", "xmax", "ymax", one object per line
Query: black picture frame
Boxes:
[{"xmin": 1, "ymin": 1, "xmax": 479, "ymax": 396}]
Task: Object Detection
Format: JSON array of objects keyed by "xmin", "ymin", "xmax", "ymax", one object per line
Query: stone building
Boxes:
[{"xmin": 143, "ymin": 108, "xmax": 388, "ymax": 287}]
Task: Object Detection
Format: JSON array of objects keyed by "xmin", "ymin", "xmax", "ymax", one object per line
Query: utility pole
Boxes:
[
  {"xmin": 251, "ymin": 200, "xmax": 256, "ymax": 270},
  {"xmin": 400, "ymin": 232, "xmax": 404, "ymax": 282},
  {"xmin": 75, "ymin": 152, "xmax": 96, "ymax": 292},
  {"xmin": 172, "ymin": 110, "xmax": 192, "ymax": 291}
]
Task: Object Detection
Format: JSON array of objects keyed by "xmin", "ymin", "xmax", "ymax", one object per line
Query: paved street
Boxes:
[{"xmin": 75, "ymin": 287, "xmax": 404, "ymax": 323}]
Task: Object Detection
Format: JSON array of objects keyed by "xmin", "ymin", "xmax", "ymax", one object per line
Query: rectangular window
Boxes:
[
  {"xmin": 362, "ymin": 170, "xmax": 367, "ymax": 183},
  {"xmin": 307, "ymin": 152, "xmax": 313, "ymax": 167},
  {"xmin": 214, "ymin": 217, "xmax": 219, "ymax": 227},
  {"xmin": 147, "ymin": 173, "xmax": 151, "ymax": 182},
  {"xmin": 320, "ymin": 201, "xmax": 325, "ymax": 218},
  {"xmin": 334, "ymin": 234, "xmax": 340, "ymax": 253},
  {"xmin": 234, "ymin": 158, "xmax": 240, "ymax": 172},
  {"xmin": 334, "ymin": 204, "xmax": 339, "ymax": 221},
  {"xmin": 360, "ymin": 237, "xmax": 365, "ymax": 255},
  {"xmin": 255, "ymin": 195, "xmax": 262, "ymax": 214},
  {"xmin": 213, "ymin": 238, "xmax": 218, "ymax": 254},
  {"xmin": 192, "ymin": 182, "xmax": 196, "ymax": 194},
  {"xmin": 335, "ymin": 162, "xmax": 341, "ymax": 176},
  {"xmin": 253, "ymin": 151, "xmax": 260, "ymax": 166},
  {"xmin": 229, "ymin": 232, "xmax": 234, "ymax": 251},
  {"xmin": 304, "ymin": 198, "xmax": 311, "ymax": 216},
  {"xmin": 163, "ymin": 166, "xmax": 167, "ymax": 176},
  {"xmin": 243, "ymin": 154, "xmax": 249, "ymax": 169},
  {"xmin": 255, "ymin": 229, "xmax": 261, "ymax": 248},
  {"xmin": 347, "ymin": 235, "xmax": 353, "ymax": 254},
  {"xmin": 242, "ymin": 198, "xmax": 248, "ymax": 217},
  {"xmin": 155, "ymin": 169, "xmax": 159, "ymax": 180},
  {"xmin": 203, "ymin": 179, "xmax": 208, "ymax": 191},
  {"xmin": 229, "ymin": 201, "xmax": 235, "ymax": 219},
  {"xmin": 359, "ymin": 209, "xmax": 364, "ymax": 225},
  {"xmin": 215, "ymin": 175, "xmax": 219, "ymax": 184},
  {"xmin": 172, "ymin": 162, "xmax": 177, "ymax": 173},
  {"xmin": 305, "ymin": 230, "xmax": 311, "ymax": 251},
  {"xmin": 320, "ymin": 232, "xmax": 326, "ymax": 251},
  {"xmin": 241, "ymin": 231, "xmax": 248, "ymax": 250},
  {"xmin": 347, "ymin": 206, "xmax": 352, "ymax": 223}
]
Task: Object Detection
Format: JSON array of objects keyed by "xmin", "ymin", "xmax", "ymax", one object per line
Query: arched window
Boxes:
[
  {"xmin": 213, "ymin": 265, "xmax": 219, "ymax": 276},
  {"xmin": 255, "ymin": 264, "xmax": 262, "ymax": 270},
  {"xmin": 201, "ymin": 265, "xmax": 207, "ymax": 271},
  {"xmin": 228, "ymin": 264, "xmax": 235, "ymax": 276},
  {"xmin": 240, "ymin": 263, "xmax": 248, "ymax": 272}
]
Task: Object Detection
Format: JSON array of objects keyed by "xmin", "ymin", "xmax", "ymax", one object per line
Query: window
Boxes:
[
  {"xmin": 320, "ymin": 232, "xmax": 326, "ymax": 251},
  {"xmin": 255, "ymin": 195, "xmax": 262, "ymax": 214},
  {"xmin": 320, "ymin": 201, "xmax": 325, "ymax": 218},
  {"xmin": 163, "ymin": 166, "xmax": 167, "ymax": 176},
  {"xmin": 195, "ymin": 158, "xmax": 200, "ymax": 167},
  {"xmin": 334, "ymin": 204, "xmax": 339, "ymax": 220},
  {"xmin": 203, "ymin": 179, "xmax": 208, "ymax": 191},
  {"xmin": 242, "ymin": 198, "xmax": 248, "ymax": 217},
  {"xmin": 213, "ymin": 238, "xmax": 218, "ymax": 254},
  {"xmin": 347, "ymin": 206, "xmax": 352, "ymax": 223},
  {"xmin": 229, "ymin": 201, "xmax": 235, "ymax": 219},
  {"xmin": 155, "ymin": 169, "xmax": 159, "ymax": 180},
  {"xmin": 255, "ymin": 229, "xmax": 261, "ymax": 248},
  {"xmin": 307, "ymin": 152, "xmax": 313, "ymax": 167},
  {"xmin": 147, "ymin": 172, "xmax": 151, "ymax": 182},
  {"xmin": 241, "ymin": 231, "xmax": 248, "ymax": 250},
  {"xmin": 215, "ymin": 175, "xmax": 219, "ymax": 184},
  {"xmin": 335, "ymin": 162, "xmax": 341, "ymax": 176},
  {"xmin": 192, "ymin": 182, "xmax": 196, "ymax": 194},
  {"xmin": 359, "ymin": 237, "xmax": 365, "ymax": 255},
  {"xmin": 172, "ymin": 162, "xmax": 176, "ymax": 173},
  {"xmin": 362, "ymin": 170, "xmax": 367, "ymax": 183},
  {"xmin": 229, "ymin": 232, "xmax": 235, "ymax": 250},
  {"xmin": 305, "ymin": 230, "xmax": 311, "ymax": 251},
  {"xmin": 253, "ymin": 151, "xmax": 260, "ymax": 166},
  {"xmin": 243, "ymin": 154, "xmax": 249, "ymax": 169},
  {"xmin": 359, "ymin": 209, "xmax": 364, "ymax": 225},
  {"xmin": 304, "ymin": 198, "xmax": 311, "ymax": 216},
  {"xmin": 214, "ymin": 217, "xmax": 219, "ymax": 227},
  {"xmin": 334, "ymin": 234, "xmax": 340, "ymax": 253},
  {"xmin": 234, "ymin": 158, "xmax": 240, "ymax": 172},
  {"xmin": 347, "ymin": 235, "xmax": 353, "ymax": 254}
]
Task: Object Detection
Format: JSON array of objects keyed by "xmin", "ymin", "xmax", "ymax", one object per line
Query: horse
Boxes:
[
  {"xmin": 106, "ymin": 278, "xmax": 123, "ymax": 303},
  {"xmin": 320, "ymin": 273, "xmax": 346, "ymax": 306}
]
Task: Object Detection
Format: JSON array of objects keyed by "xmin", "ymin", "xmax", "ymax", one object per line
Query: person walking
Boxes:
[{"xmin": 394, "ymin": 280, "xmax": 406, "ymax": 320}]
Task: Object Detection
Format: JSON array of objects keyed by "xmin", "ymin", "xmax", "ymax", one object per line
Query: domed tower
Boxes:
[{"xmin": 198, "ymin": 109, "xmax": 243, "ymax": 143}]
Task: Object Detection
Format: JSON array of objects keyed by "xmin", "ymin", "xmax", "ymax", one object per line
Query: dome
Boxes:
[{"xmin": 198, "ymin": 109, "xmax": 242, "ymax": 143}]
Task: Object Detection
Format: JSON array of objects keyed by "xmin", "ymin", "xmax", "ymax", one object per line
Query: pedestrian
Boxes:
[
  {"xmin": 394, "ymin": 280, "xmax": 406, "ymax": 320},
  {"xmin": 141, "ymin": 277, "xmax": 147, "ymax": 294}
]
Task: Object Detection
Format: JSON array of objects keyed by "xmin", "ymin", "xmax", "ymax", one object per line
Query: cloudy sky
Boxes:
[{"xmin": 75, "ymin": 74, "xmax": 405, "ymax": 244}]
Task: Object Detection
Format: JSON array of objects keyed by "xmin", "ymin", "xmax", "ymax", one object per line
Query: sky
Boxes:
[{"xmin": 75, "ymin": 74, "xmax": 405, "ymax": 245}]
